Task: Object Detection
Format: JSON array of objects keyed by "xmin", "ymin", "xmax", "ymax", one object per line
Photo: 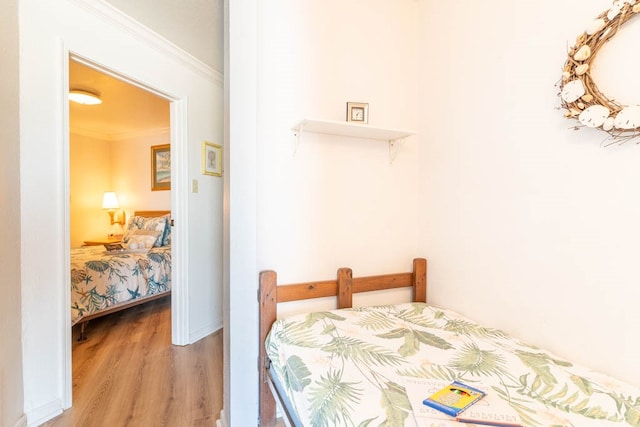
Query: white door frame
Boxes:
[{"xmin": 62, "ymin": 51, "xmax": 189, "ymax": 407}]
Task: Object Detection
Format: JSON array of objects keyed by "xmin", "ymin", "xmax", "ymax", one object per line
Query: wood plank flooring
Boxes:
[{"xmin": 42, "ymin": 297, "xmax": 223, "ymax": 427}]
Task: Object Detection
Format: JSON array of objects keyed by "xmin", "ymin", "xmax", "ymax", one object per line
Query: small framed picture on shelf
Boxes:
[
  {"xmin": 202, "ymin": 141, "xmax": 223, "ymax": 177},
  {"xmin": 346, "ymin": 102, "xmax": 368, "ymax": 124}
]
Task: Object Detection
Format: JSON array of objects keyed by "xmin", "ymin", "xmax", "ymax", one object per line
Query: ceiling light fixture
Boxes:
[{"xmin": 69, "ymin": 89, "xmax": 102, "ymax": 105}]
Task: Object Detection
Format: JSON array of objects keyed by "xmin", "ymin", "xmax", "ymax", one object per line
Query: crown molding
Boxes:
[{"xmin": 68, "ymin": 0, "xmax": 224, "ymax": 86}]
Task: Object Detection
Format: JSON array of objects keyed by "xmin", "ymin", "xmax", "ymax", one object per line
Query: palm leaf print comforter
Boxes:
[
  {"xmin": 266, "ymin": 303, "xmax": 640, "ymax": 427},
  {"xmin": 70, "ymin": 245, "xmax": 171, "ymax": 325}
]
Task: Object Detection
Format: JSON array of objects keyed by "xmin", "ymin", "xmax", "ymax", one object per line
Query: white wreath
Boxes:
[{"xmin": 559, "ymin": 0, "xmax": 640, "ymax": 144}]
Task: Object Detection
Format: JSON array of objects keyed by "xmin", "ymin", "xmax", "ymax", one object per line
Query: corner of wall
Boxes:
[
  {"xmin": 25, "ymin": 400, "xmax": 62, "ymax": 427},
  {"xmin": 13, "ymin": 414, "xmax": 27, "ymax": 427}
]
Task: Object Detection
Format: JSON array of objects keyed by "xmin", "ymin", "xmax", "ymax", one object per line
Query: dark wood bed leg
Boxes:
[
  {"xmin": 412, "ymin": 258, "xmax": 427, "ymax": 303},
  {"xmin": 77, "ymin": 321, "xmax": 88, "ymax": 342},
  {"xmin": 259, "ymin": 270, "xmax": 278, "ymax": 426},
  {"xmin": 337, "ymin": 268, "xmax": 353, "ymax": 309}
]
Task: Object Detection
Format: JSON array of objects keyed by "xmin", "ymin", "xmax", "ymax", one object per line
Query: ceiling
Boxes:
[{"xmin": 69, "ymin": 60, "xmax": 170, "ymax": 140}]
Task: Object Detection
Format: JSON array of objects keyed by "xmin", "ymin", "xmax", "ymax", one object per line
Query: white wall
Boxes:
[
  {"xmin": 19, "ymin": 0, "xmax": 224, "ymax": 424},
  {"xmin": 256, "ymin": 0, "xmax": 421, "ymax": 286},
  {"xmin": 1, "ymin": 0, "xmax": 25, "ymax": 426},
  {"xmin": 226, "ymin": 1, "xmax": 258, "ymax": 425},
  {"xmin": 227, "ymin": 0, "xmax": 422, "ymax": 425},
  {"xmin": 418, "ymin": 0, "xmax": 640, "ymax": 386}
]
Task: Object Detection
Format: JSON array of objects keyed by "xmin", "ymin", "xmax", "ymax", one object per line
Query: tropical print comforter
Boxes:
[
  {"xmin": 70, "ymin": 245, "xmax": 171, "ymax": 325},
  {"xmin": 266, "ymin": 303, "xmax": 640, "ymax": 427}
]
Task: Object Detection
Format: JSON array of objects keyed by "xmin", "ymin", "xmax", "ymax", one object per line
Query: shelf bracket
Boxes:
[
  {"xmin": 293, "ymin": 123, "xmax": 303, "ymax": 156},
  {"xmin": 388, "ymin": 138, "xmax": 406, "ymax": 164}
]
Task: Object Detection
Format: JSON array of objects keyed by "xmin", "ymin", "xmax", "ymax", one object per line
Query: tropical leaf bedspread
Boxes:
[
  {"xmin": 266, "ymin": 303, "xmax": 640, "ymax": 427},
  {"xmin": 70, "ymin": 245, "xmax": 171, "ymax": 325}
]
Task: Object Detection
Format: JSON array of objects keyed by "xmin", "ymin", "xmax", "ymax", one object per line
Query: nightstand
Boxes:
[{"xmin": 83, "ymin": 238, "xmax": 122, "ymax": 246}]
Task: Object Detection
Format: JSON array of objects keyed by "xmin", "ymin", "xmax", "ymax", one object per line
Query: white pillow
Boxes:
[{"xmin": 126, "ymin": 230, "xmax": 162, "ymax": 249}]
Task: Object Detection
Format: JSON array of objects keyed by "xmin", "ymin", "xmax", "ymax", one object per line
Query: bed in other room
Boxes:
[{"xmin": 71, "ymin": 210, "xmax": 172, "ymax": 338}]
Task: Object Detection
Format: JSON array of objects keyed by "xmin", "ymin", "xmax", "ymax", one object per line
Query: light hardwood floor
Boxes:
[{"xmin": 42, "ymin": 297, "xmax": 223, "ymax": 427}]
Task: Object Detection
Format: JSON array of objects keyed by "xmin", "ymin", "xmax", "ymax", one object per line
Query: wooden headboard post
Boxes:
[
  {"xmin": 413, "ymin": 258, "xmax": 427, "ymax": 303},
  {"xmin": 258, "ymin": 270, "xmax": 278, "ymax": 426},
  {"xmin": 337, "ymin": 268, "xmax": 353, "ymax": 309}
]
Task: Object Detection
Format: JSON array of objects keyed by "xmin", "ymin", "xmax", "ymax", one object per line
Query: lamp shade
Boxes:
[{"xmin": 102, "ymin": 192, "xmax": 119, "ymax": 210}]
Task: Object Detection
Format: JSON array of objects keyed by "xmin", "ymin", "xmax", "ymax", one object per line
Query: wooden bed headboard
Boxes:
[
  {"xmin": 134, "ymin": 210, "xmax": 171, "ymax": 217},
  {"xmin": 258, "ymin": 258, "xmax": 427, "ymax": 425}
]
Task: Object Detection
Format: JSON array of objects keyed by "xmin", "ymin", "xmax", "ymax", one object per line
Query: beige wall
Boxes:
[
  {"xmin": 69, "ymin": 131, "xmax": 171, "ymax": 247},
  {"xmin": 0, "ymin": 0, "xmax": 25, "ymax": 425},
  {"xmin": 110, "ymin": 131, "xmax": 171, "ymax": 214},
  {"xmin": 69, "ymin": 134, "xmax": 111, "ymax": 246}
]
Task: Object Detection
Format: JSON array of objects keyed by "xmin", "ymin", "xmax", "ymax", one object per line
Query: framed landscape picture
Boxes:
[{"xmin": 151, "ymin": 144, "xmax": 171, "ymax": 191}]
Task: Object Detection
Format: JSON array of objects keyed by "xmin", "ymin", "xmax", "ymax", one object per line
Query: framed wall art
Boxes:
[
  {"xmin": 202, "ymin": 141, "xmax": 223, "ymax": 177},
  {"xmin": 558, "ymin": 1, "xmax": 640, "ymax": 145},
  {"xmin": 346, "ymin": 102, "xmax": 369, "ymax": 124},
  {"xmin": 151, "ymin": 144, "xmax": 171, "ymax": 191}
]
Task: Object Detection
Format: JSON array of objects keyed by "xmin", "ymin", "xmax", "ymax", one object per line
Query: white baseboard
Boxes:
[
  {"xmin": 189, "ymin": 318, "xmax": 223, "ymax": 344},
  {"xmin": 26, "ymin": 400, "xmax": 62, "ymax": 427},
  {"xmin": 216, "ymin": 409, "xmax": 227, "ymax": 427}
]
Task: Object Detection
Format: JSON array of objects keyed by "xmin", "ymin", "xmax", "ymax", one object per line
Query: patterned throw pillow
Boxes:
[
  {"xmin": 159, "ymin": 214, "xmax": 171, "ymax": 246},
  {"xmin": 123, "ymin": 216, "xmax": 168, "ymax": 247}
]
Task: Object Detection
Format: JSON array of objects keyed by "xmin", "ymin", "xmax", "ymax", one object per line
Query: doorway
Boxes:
[{"xmin": 65, "ymin": 54, "xmax": 185, "ymax": 406}]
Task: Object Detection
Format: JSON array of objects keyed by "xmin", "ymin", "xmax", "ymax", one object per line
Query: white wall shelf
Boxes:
[{"xmin": 292, "ymin": 118, "xmax": 416, "ymax": 163}]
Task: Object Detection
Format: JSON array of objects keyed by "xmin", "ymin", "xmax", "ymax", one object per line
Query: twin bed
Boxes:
[
  {"xmin": 259, "ymin": 258, "xmax": 640, "ymax": 427},
  {"xmin": 70, "ymin": 210, "xmax": 172, "ymax": 339}
]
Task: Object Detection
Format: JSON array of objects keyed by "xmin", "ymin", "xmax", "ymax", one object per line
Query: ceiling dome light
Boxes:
[{"xmin": 69, "ymin": 89, "xmax": 102, "ymax": 105}]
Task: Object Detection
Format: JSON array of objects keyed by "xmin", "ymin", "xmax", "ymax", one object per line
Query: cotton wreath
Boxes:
[{"xmin": 559, "ymin": 0, "xmax": 640, "ymax": 144}]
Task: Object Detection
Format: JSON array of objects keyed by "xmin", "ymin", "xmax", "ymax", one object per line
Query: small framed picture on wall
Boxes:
[
  {"xmin": 346, "ymin": 102, "xmax": 369, "ymax": 124},
  {"xmin": 151, "ymin": 144, "xmax": 171, "ymax": 191},
  {"xmin": 202, "ymin": 141, "xmax": 223, "ymax": 177}
]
